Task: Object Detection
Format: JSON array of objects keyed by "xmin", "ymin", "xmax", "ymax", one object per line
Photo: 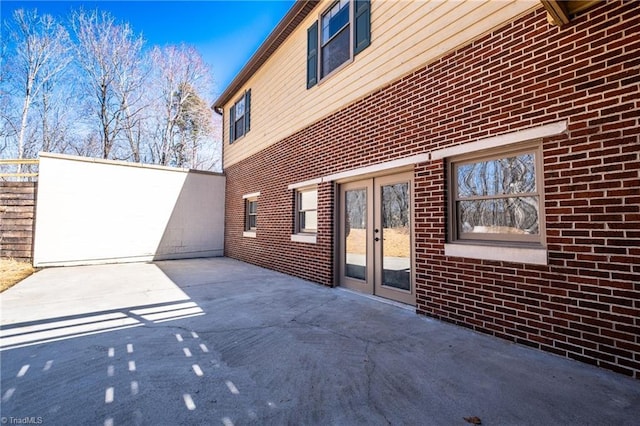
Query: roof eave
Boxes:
[
  {"xmin": 212, "ymin": 0, "xmax": 320, "ymax": 111},
  {"xmin": 540, "ymin": 0, "xmax": 601, "ymax": 26}
]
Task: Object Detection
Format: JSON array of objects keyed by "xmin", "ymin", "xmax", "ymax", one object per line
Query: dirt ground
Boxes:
[
  {"xmin": 0, "ymin": 259, "xmax": 35, "ymax": 292},
  {"xmin": 346, "ymin": 228, "xmax": 410, "ymax": 257}
]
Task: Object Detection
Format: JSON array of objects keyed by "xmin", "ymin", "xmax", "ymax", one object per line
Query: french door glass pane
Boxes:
[
  {"xmin": 381, "ymin": 182, "xmax": 410, "ymax": 291},
  {"xmin": 345, "ymin": 189, "xmax": 366, "ymax": 280}
]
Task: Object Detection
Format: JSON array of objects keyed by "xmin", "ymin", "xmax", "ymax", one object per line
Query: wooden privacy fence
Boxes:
[
  {"xmin": 0, "ymin": 158, "xmax": 39, "ymax": 181},
  {"xmin": 0, "ymin": 181, "xmax": 37, "ymax": 262},
  {"xmin": 0, "ymin": 159, "xmax": 39, "ymax": 262}
]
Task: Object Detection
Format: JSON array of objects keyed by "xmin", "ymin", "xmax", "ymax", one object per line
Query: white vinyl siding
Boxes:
[{"xmin": 223, "ymin": 0, "xmax": 538, "ymax": 167}]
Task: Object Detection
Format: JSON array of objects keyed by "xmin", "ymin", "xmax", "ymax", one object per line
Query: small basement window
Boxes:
[
  {"xmin": 245, "ymin": 197, "xmax": 257, "ymax": 231},
  {"xmin": 242, "ymin": 191, "xmax": 260, "ymax": 237},
  {"xmin": 296, "ymin": 187, "xmax": 318, "ymax": 234}
]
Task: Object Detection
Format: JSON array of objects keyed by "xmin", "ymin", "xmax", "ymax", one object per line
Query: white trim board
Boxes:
[
  {"xmin": 288, "ymin": 178, "xmax": 322, "ymax": 190},
  {"xmin": 431, "ymin": 121, "xmax": 568, "ymax": 160},
  {"xmin": 290, "ymin": 234, "xmax": 317, "ymax": 244},
  {"xmin": 287, "ymin": 121, "xmax": 567, "ymax": 191},
  {"xmin": 444, "ymin": 243, "xmax": 548, "ymax": 265},
  {"xmin": 39, "ymin": 152, "xmax": 223, "ymax": 176},
  {"xmin": 322, "ymin": 153, "xmax": 430, "ymax": 182}
]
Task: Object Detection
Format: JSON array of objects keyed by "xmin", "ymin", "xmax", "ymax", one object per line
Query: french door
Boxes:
[{"xmin": 338, "ymin": 172, "xmax": 414, "ymax": 305}]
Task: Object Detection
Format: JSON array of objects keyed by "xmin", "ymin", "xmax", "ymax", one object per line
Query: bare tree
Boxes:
[
  {"xmin": 69, "ymin": 131, "xmax": 102, "ymax": 158},
  {"xmin": 114, "ymin": 37, "xmax": 149, "ymax": 163},
  {"xmin": 173, "ymin": 82, "xmax": 216, "ymax": 168},
  {"xmin": 71, "ymin": 9, "xmax": 145, "ymax": 160},
  {"xmin": 148, "ymin": 44, "xmax": 215, "ymax": 168},
  {"xmin": 2, "ymin": 9, "xmax": 71, "ymax": 169},
  {"xmin": 0, "ymin": 40, "xmax": 12, "ymax": 157},
  {"xmin": 1, "ymin": 7, "xmax": 220, "ymax": 171}
]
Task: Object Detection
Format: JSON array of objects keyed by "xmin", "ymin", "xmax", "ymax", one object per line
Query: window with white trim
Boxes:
[
  {"xmin": 245, "ymin": 197, "xmax": 257, "ymax": 231},
  {"xmin": 296, "ymin": 187, "xmax": 318, "ymax": 234},
  {"xmin": 448, "ymin": 142, "xmax": 544, "ymax": 246}
]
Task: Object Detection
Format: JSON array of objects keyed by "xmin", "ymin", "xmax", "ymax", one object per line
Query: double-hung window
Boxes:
[
  {"xmin": 437, "ymin": 121, "xmax": 568, "ymax": 264},
  {"xmin": 245, "ymin": 197, "xmax": 257, "ymax": 231},
  {"xmin": 242, "ymin": 192, "xmax": 260, "ymax": 238},
  {"xmin": 234, "ymin": 97, "xmax": 246, "ymax": 138},
  {"xmin": 296, "ymin": 188, "xmax": 318, "ymax": 234},
  {"xmin": 229, "ymin": 90, "xmax": 251, "ymax": 143},
  {"xmin": 321, "ymin": 0, "xmax": 351, "ymax": 78},
  {"xmin": 307, "ymin": 0, "xmax": 371, "ymax": 88},
  {"xmin": 449, "ymin": 143, "xmax": 544, "ymax": 246}
]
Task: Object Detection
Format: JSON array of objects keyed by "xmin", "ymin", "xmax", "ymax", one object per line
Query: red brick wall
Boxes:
[{"xmin": 224, "ymin": 1, "xmax": 640, "ymax": 378}]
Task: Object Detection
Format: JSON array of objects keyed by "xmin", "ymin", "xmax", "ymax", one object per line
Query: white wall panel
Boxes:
[{"xmin": 33, "ymin": 153, "xmax": 225, "ymax": 266}]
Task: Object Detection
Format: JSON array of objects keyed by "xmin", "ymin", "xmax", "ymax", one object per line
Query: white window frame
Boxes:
[
  {"xmin": 242, "ymin": 192, "xmax": 260, "ymax": 238},
  {"xmin": 295, "ymin": 186, "xmax": 318, "ymax": 235},
  {"xmin": 288, "ymin": 180, "xmax": 321, "ymax": 244}
]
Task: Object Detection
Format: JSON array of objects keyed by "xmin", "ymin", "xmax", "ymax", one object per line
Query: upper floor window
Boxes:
[
  {"xmin": 234, "ymin": 97, "xmax": 246, "ymax": 138},
  {"xmin": 321, "ymin": 0, "xmax": 351, "ymax": 78},
  {"xmin": 448, "ymin": 143, "xmax": 544, "ymax": 246},
  {"xmin": 307, "ymin": 0, "xmax": 370, "ymax": 88},
  {"xmin": 229, "ymin": 89, "xmax": 251, "ymax": 143}
]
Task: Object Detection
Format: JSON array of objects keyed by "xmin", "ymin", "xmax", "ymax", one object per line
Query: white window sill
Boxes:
[
  {"xmin": 243, "ymin": 231, "xmax": 257, "ymax": 238},
  {"xmin": 444, "ymin": 243, "xmax": 548, "ymax": 265},
  {"xmin": 291, "ymin": 234, "xmax": 317, "ymax": 244}
]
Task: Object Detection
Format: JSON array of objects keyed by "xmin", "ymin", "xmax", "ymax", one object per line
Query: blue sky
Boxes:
[{"xmin": 1, "ymin": 1, "xmax": 295, "ymax": 95}]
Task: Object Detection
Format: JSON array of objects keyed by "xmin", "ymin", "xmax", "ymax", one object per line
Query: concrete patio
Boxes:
[{"xmin": 1, "ymin": 257, "xmax": 639, "ymax": 425}]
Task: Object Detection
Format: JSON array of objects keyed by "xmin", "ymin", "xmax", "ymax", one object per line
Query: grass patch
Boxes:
[{"xmin": 0, "ymin": 259, "xmax": 35, "ymax": 292}]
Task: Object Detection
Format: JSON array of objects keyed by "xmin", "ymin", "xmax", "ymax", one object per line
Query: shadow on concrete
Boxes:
[
  {"xmin": 1, "ymin": 258, "xmax": 639, "ymax": 426},
  {"xmin": 0, "ymin": 299, "xmax": 203, "ymax": 350},
  {"xmin": 153, "ymin": 170, "xmax": 225, "ymax": 261}
]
